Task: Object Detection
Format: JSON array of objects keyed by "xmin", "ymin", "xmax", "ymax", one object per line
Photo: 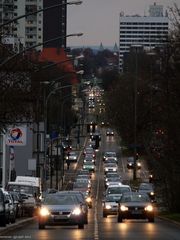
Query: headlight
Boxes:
[
  {"xmin": 129, "ymin": 163, "xmax": 132, "ymax": 166},
  {"xmin": 86, "ymin": 197, "xmax": 92, "ymax": 203},
  {"xmin": 150, "ymin": 192, "xmax": 155, "ymax": 196},
  {"xmin": 120, "ymin": 205, "xmax": 128, "ymax": 211},
  {"xmin": 105, "ymin": 205, "xmax": 111, "ymax": 209},
  {"xmin": 72, "ymin": 207, "xmax": 82, "ymax": 215},
  {"xmin": 106, "ymin": 182, "xmax": 109, "ymax": 186},
  {"xmin": 39, "ymin": 207, "xmax": 50, "ymax": 217},
  {"xmin": 145, "ymin": 205, "xmax": 153, "ymax": 212},
  {"xmin": 113, "ymin": 168, "xmax": 117, "ymax": 171},
  {"xmin": 105, "ymin": 168, "xmax": 108, "ymax": 171},
  {"xmin": 137, "ymin": 162, "xmax": 141, "ymax": 166}
]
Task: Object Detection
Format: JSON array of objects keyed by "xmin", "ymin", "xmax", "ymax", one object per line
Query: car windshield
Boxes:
[
  {"xmin": 107, "ymin": 187, "xmax": 130, "ymax": 195},
  {"xmin": 44, "ymin": 194, "xmax": 78, "ymax": 205},
  {"xmin": 84, "ymin": 162, "xmax": 93, "ymax": 166},
  {"xmin": 121, "ymin": 194, "xmax": 150, "ymax": 202},
  {"xmin": 7, "ymin": 184, "xmax": 38, "ymax": 195},
  {"xmin": 105, "ymin": 152, "xmax": 116, "ymax": 157},
  {"xmin": 108, "ymin": 177, "xmax": 121, "ymax": 182},
  {"xmin": 105, "ymin": 195, "xmax": 121, "ymax": 202}
]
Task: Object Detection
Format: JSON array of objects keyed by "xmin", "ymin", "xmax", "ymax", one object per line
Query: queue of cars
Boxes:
[
  {"xmin": 0, "ymin": 188, "xmax": 25, "ymax": 227},
  {"xmin": 102, "ymin": 149, "xmax": 156, "ymax": 223}
]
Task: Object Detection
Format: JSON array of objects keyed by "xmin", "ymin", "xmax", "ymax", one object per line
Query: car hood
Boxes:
[
  {"xmin": 42, "ymin": 204, "xmax": 80, "ymax": 211},
  {"xmin": 121, "ymin": 202, "xmax": 149, "ymax": 207}
]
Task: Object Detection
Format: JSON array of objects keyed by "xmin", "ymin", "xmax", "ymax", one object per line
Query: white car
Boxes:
[
  {"xmin": 66, "ymin": 151, "xmax": 78, "ymax": 162},
  {"xmin": 103, "ymin": 152, "xmax": 117, "ymax": 162},
  {"xmin": 104, "ymin": 163, "xmax": 118, "ymax": 174}
]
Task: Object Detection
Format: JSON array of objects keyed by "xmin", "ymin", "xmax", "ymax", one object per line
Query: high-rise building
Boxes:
[
  {"xmin": 119, "ymin": 3, "xmax": 168, "ymax": 72},
  {"xmin": 43, "ymin": 0, "xmax": 67, "ymax": 48},
  {"xmin": 0, "ymin": 0, "xmax": 43, "ymax": 51}
]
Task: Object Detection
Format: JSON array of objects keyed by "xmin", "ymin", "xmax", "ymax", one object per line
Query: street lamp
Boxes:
[{"xmin": 131, "ymin": 45, "xmax": 142, "ymax": 181}]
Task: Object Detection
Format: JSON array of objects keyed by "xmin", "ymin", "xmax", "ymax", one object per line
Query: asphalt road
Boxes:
[{"xmin": 1, "ymin": 128, "xmax": 180, "ymax": 240}]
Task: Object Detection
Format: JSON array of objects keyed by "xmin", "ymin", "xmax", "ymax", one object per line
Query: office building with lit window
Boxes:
[{"xmin": 119, "ymin": 3, "xmax": 169, "ymax": 72}]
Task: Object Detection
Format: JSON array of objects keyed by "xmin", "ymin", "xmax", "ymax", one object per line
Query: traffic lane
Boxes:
[{"xmin": 96, "ymin": 131, "xmax": 180, "ymax": 240}]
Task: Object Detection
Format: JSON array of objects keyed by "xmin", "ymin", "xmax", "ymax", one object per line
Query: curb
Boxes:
[
  {"xmin": 0, "ymin": 217, "xmax": 36, "ymax": 235},
  {"xmin": 157, "ymin": 215, "xmax": 180, "ymax": 228}
]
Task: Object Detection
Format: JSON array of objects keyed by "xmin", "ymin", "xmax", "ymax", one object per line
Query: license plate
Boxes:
[
  {"xmin": 54, "ymin": 215, "xmax": 66, "ymax": 220},
  {"xmin": 131, "ymin": 210, "xmax": 142, "ymax": 214}
]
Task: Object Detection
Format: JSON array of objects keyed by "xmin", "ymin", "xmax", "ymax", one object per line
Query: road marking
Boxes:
[{"xmin": 94, "ymin": 148, "xmax": 102, "ymax": 240}]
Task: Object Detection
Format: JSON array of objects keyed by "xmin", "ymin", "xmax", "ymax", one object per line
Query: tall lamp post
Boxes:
[{"xmin": 131, "ymin": 45, "xmax": 142, "ymax": 181}]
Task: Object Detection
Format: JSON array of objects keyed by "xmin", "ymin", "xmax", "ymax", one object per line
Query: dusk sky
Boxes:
[{"xmin": 67, "ymin": 0, "xmax": 180, "ymax": 47}]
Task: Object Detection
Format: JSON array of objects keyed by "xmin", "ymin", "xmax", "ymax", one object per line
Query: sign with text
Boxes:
[{"xmin": 6, "ymin": 126, "xmax": 27, "ymax": 146}]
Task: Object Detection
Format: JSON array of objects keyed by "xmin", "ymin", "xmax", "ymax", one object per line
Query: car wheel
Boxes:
[
  {"xmin": 78, "ymin": 223, "xmax": 84, "ymax": 229},
  {"xmin": 39, "ymin": 223, "xmax": 45, "ymax": 229},
  {"xmin": 148, "ymin": 217, "xmax": 154, "ymax": 223},
  {"xmin": 117, "ymin": 215, "xmax": 123, "ymax": 222},
  {"xmin": 103, "ymin": 212, "xmax": 107, "ymax": 218}
]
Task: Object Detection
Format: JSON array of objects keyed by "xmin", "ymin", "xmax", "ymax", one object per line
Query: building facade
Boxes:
[
  {"xmin": 119, "ymin": 3, "xmax": 168, "ymax": 72},
  {"xmin": 43, "ymin": 0, "xmax": 67, "ymax": 48},
  {"xmin": 0, "ymin": 0, "xmax": 43, "ymax": 51}
]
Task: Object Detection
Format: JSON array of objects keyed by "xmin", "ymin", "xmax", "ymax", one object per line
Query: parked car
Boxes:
[
  {"xmin": 38, "ymin": 193, "xmax": 85, "ymax": 229},
  {"xmin": 0, "ymin": 188, "xmax": 8, "ymax": 227},
  {"xmin": 9, "ymin": 191, "xmax": 24, "ymax": 218},
  {"xmin": 117, "ymin": 192, "xmax": 155, "ymax": 223},
  {"xmin": 2, "ymin": 189, "xmax": 16, "ymax": 224}
]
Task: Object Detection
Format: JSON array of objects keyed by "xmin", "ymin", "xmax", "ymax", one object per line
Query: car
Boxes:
[
  {"xmin": 9, "ymin": 191, "xmax": 24, "ymax": 218},
  {"xmin": 73, "ymin": 181, "xmax": 90, "ymax": 194},
  {"xmin": 104, "ymin": 163, "xmax": 118, "ymax": 174},
  {"xmin": 2, "ymin": 189, "xmax": 16, "ymax": 224},
  {"xmin": 105, "ymin": 172, "xmax": 120, "ymax": 181},
  {"xmin": 0, "ymin": 188, "xmax": 9, "ymax": 227},
  {"xmin": 58, "ymin": 191, "xmax": 89, "ymax": 224},
  {"xmin": 90, "ymin": 131, "xmax": 101, "ymax": 141},
  {"xmin": 105, "ymin": 177, "xmax": 122, "ymax": 189},
  {"xmin": 83, "ymin": 154, "xmax": 95, "ymax": 164},
  {"xmin": 83, "ymin": 162, "xmax": 95, "ymax": 173},
  {"xmin": 38, "ymin": 193, "xmax": 85, "ymax": 229},
  {"xmin": 106, "ymin": 185, "xmax": 131, "ymax": 196},
  {"xmin": 104, "ymin": 157, "xmax": 117, "ymax": 165},
  {"xmin": 117, "ymin": 192, "xmax": 155, "ymax": 223},
  {"xmin": 106, "ymin": 128, "xmax": 114, "ymax": 136},
  {"xmin": 61, "ymin": 139, "xmax": 72, "ymax": 151},
  {"xmin": 66, "ymin": 151, "xmax": 78, "ymax": 162},
  {"xmin": 138, "ymin": 183, "xmax": 155, "ymax": 201},
  {"xmin": 102, "ymin": 194, "xmax": 122, "ymax": 218},
  {"xmin": 83, "ymin": 147, "xmax": 95, "ymax": 157},
  {"xmin": 127, "ymin": 157, "xmax": 141, "ymax": 169},
  {"xmin": 103, "ymin": 151, "xmax": 117, "ymax": 162}
]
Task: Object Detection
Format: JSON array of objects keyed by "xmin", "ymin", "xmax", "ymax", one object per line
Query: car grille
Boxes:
[{"xmin": 51, "ymin": 211, "xmax": 71, "ymax": 215}]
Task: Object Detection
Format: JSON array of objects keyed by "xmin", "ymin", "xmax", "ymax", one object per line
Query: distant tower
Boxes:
[
  {"xmin": 149, "ymin": 2, "xmax": 163, "ymax": 17},
  {"xmin": 113, "ymin": 43, "xmax": 119, "ymax": 52},
  {"xmin": 99, "ymin": 42, "xmax": 104, "ymax": 51}
]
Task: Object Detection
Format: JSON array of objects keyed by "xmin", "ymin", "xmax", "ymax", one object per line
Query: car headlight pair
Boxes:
[
  {"xmin": 145, "ymin": 205, "xmax": 153, "ymax": 211},
  {"xmin": 39, "ymin": 207, "xmax": 50, "ymax": 217},
  {"xmin": 72, "ymin": 208, "xmax": 82, "ymax": 215}
]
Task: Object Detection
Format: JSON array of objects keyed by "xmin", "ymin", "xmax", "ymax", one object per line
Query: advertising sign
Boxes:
[{"xmin": 6, "ymin": 127, "xmax": 27, "ymax": 146}]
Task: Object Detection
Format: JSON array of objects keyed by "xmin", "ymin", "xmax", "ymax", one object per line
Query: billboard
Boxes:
[{"xmin": 6, "ymin": 127, "xmax": 27, "ymax": 146}]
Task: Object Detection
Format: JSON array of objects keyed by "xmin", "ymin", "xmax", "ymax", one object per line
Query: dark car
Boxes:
[
  {"xmin": 58, "ymin": 191, "xmax": 89, "ymax": 224},
  {"xmin": 117, "ymin": 192, "xmax": 155, "ymax": 223},
  {"xmin": 138, "ymin": 183, "xmax": 155, "ymax": 201},
  {"xmin": 106, "ymin": 128, "xmax": 114, "ymax": 136},
  {"xmin": 127, "ymin": 157, "xmax": 141, "ymax": 169},
  {"xmin": 38, "ymin": 193, "xmax": 85, "ymax": 229},
  {"xmin": 9, "ymin": 191, "xmax": 24, "ymax": 218},
  {"xmin": 0, "ymin": 188, "xmax": 8, "ymax": 227}
]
